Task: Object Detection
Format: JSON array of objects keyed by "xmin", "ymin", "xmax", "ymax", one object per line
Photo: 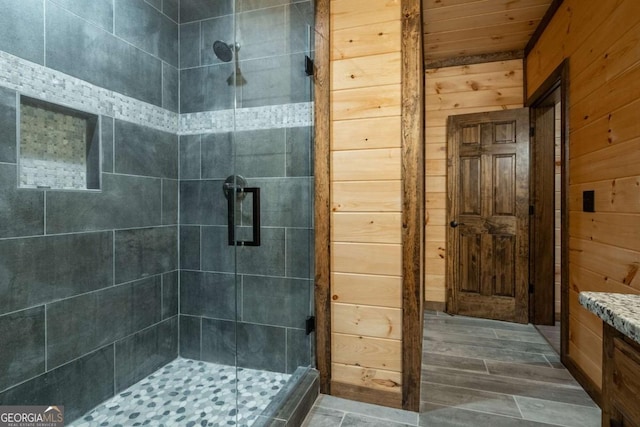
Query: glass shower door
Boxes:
[{"xmin": 228, "ymin": 0, "xmax": 316, "ymax": 424}]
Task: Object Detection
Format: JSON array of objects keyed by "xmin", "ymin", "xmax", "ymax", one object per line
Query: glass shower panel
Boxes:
[{"xmin": 229, "ymin": 0, "xmax": 316, "ymax": 424}]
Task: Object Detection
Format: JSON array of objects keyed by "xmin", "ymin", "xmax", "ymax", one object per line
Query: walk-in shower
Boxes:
[{"xmin": 0, "ymin": 1, "xmax": 316, "ymax": 425}]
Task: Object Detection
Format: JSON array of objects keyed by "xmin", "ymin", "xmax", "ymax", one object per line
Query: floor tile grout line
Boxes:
[
  {"xmin": 421, "ymin": 379, "xmax": 530, "ymax": 408},
  {"xmin": 419, "ymin": 402, "xmax": 538, "ymax": 424},
  {"xmin": 421, "ymin": 366, "xmax": 588, "ymax": 394},
  {"xmin": 513, "ymin": 393, "xmax": 525, "ymax": 419}
]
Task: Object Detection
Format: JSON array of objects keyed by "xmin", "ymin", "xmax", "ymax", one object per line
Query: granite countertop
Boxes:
[{"xmin": 579, "ymin": 292, "xmax": 640, "ymax": 344}]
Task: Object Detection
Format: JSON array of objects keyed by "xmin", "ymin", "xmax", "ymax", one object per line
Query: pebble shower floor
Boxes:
[{"xmin": 69, "ymin": 358, "xmax": 291, "ymax": 427}]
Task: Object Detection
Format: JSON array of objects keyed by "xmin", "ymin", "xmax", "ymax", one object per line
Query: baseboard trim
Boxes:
[{"xmin": 331, "ymin": 381, "xmax": 403, "ymax": 410}]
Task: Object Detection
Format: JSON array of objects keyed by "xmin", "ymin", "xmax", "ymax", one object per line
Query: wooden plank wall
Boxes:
[
  {"xmin": 527, "ymin": 0, "xmax": 640, "ymax": 390},
  {"xmin": 329, "ymin": 0, "xmax": 404, "ymax": 406},
  {"xmin": 424, "ymin": 60, "xmax": 524, "ymax": 303}
]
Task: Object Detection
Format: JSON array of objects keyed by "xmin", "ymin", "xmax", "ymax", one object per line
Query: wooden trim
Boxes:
[
  {"xmin": 563, "ymin": 355, "xmax": 603, "ymax": 407},
  {"xmin": 401, "ymin": 0, "xmax": 424, "ymax": 412},
  {"xmin": 425, "ymin": 50, "xmax": 524, "ymax": 70},
  {"xmin": 314, "ymin": 0, "xmax": 331, "ymax": 395},
  {"xmin": 526, "ymin": 60, "xmax": 590, "ymax": 401},
  {"xmin": 425, "ymin": 301, "xmax": 446, "ymax": 312},
  {"xmin": 529, "ymin": 104, "xmax": 556, "ymax": 325},
  {"xmin": 524, "ymin": 0, "xmax": 564, "ymax": 57},
  {"xmin": 331, "ymin": 381, "xmax": 403, "ymax": 409}
]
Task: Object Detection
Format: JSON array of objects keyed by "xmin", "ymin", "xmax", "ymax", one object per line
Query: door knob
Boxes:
[{"xmin": 450, "ymin": 220, "xmax": 464, "ymax": 228}]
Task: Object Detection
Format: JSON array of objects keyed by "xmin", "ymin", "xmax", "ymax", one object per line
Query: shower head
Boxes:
[{"xmin": 212, "ymin": 40, "xmax": 236, "ymax": 63}]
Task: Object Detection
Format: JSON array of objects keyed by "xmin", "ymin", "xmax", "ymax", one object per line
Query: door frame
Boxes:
[
  {"xmin": 526, "ymin": 60, "xmax": 601, "ymax": 404},
  {"xmin": 528, "ymin": 91, "xmax": 560, "ymax": 326}
]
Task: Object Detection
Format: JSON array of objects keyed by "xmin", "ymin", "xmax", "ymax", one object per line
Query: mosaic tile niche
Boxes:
[{"xmin": 19, "ymin": 96, "xmax": 100, "ymax": 190}]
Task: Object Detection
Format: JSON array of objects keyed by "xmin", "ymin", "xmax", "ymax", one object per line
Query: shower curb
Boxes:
[{"xmin": 253, "ymin": 367, "xmax": 320, "ymax": 426}]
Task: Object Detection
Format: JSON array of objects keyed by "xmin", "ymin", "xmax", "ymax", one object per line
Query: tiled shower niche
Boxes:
[{"xmin": 19, "ymin": 96, "xmax": 100, "ymax": 190}]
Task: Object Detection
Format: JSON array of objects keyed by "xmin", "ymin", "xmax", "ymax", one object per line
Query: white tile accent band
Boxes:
[{"xmin": 0, "ymin": 51, "xmax": 313, "ymax": 136}]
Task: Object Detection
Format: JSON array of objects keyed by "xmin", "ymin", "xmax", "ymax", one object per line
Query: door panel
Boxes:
[{"xmin": 446, "ymin": 108, "xmax": 529, "ymax": 323}]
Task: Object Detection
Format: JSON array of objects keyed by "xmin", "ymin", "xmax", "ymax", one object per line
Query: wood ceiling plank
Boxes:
[
  {"xmin": 424, "ymin": 0, "xmax": 552, "ymax": 23},
  {"xmin": 425, "ymin": 5, "xmax": 550, "ymax": 33}
]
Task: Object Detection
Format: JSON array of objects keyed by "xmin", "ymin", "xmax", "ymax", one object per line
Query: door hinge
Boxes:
[
  {"xmin": 305, "ymin": 316, "xmax": 316, "ymax": 335},
  {"xmin": 529, "ymin": 205, "xmax": 535, "ymax": 215},
  {"xmin": 305, "ymin": 55, "xmax": 314, "ymax": 76},
  {"xmin": 529, "ymin": 283, "xmax": 534, "ymax": 293},
  {"xmin": 530, "ymin": 127, "xmax": 535, "ymax": 137}
]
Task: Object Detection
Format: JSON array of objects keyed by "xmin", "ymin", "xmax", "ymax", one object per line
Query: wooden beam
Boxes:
[
  {"xmin": 314, "ymin": 0, "xmax": 331, "ymax": 395},
  {"xmin": 425, "ymin": 50, "xmax": 524, "ymax": 70},
  {"xmin": 401, "ymin": 0, "xmax": 424, "ymax": 413},
  {"xmin": 524, "ymin": 0, "xmax": 565, "ymax": 56}
]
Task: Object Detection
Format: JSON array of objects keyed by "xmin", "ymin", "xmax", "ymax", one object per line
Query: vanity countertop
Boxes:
[{"xmin": 579, "ymin": 292, "xmax": 640, "ymax": 344}]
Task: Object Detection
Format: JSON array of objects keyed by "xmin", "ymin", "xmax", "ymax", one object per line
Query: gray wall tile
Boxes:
[
  {"xmin": 179, "ymin": 315, "xmax": 201, "ymax": 359},
  {"xmin": 286, "ymin": 228, "xmax": 312, "ymax": 278},
  {"xmin": 115, "ymin": 226, "xmax": 178, "ymax": 284},
  {"xmin": 200, "ymin": 132, "xmax": 233, "ymax": 179},
  {"xmin": 47, "ymin": 276, "xmax": 162, "ymax": 369},
  {"xmin": 115, "ymin": 0, "xmax": 178, "ymax": 67},
  {"xmin": 163, "ymin": 63, "xmax": 179, "ymax": 113},
  {"xmin": 240, "ymin": 53, "xmax": 309, "ymax": 107},
  {"xmin": 163, "ymin": 0, "xmax": 179, "ymax": 22},
  {"xmin": 237, "ymin": 322, "xmax": 285, "ymax": 372},
  {"xmin": 201, "ymin": 318, "xmax": 235, "ymax": 365},
  {"xmin": 236, "ymin": 6, "xmax": 285, "ymax": 61},
  {"xmin": 0, "ymin": 87, "xmax": 17, "ymax": 164},
  {"xmin": 0, "ymin": 164, "xmax": 44, "ymax": 238},
  {"xmin": 115, "ymin": 317, "xmax": 178, "ymax": 392},
  {"xmin": 242, "ymin": 177, "xmax": 312, "ymax": 228},
  {"xmin": 180, "ymin": 226, "xmax": 201, "ymax": 270},
  {"xmin": 0, "ymin": 307, "xmax": 45, "ymax": 392},
  {"xmin": 46, "ymin": 2, "xmax": 163, "ymax": 107},
  {"xmin": 179, "ymin": 22, "xmax": 201, "ymax": 69},
  {"xmin": 0, "ymin": 0, "xmax": 44, "ymax": 65},
  {"xmin": 114, "ymin": 119, "xmax": 178, "ymax": 179},
  {"xmin": 50, "ymin": 0, "xmax": 114, "ymax": 32},
  {"xmin": 179, "ymin": 180, "xmax": 227, "ymax": 225},
  {"xmin": 180, "ymin": 64, "xmax": 234, "ymax": 113},
  {"xmin": 234, "ymin": 128, "xmax": 286, "ymax": 178},
  {"xmin": 162, "ymin": 179, "xmax": 178, "ymax": 225},
  {"xmin": 162, "ymin": 271, "xmax": 179, "ymax": 319},
  {"xmin": 285, "ymin": 3, "xmax": 314, "ymax": 55},
  {"xmin": 239, "ymin": 0, "xmax": 291, "ymax": 12},
  {"xmin": 201, "ymin": 226, "xmax": 285, "ymax": 276},
  {"xmin": 180, "ymin": 0, "xmax": 233, "ymax": 23},
  {"xmin": 201, "ymin": 16, "xmax": 234, "ymax": 66},
  {"xmin": 0, "ymin": 345, "xmax": 115, "ymax": 424},
  {"xmin": 200, "ymin": 226, "xmax": 233, "ymax": 273},
  {"xmin": 286, "ymin": 126, "xmax": 312, "ymax": 177},
  {"xmin": 286, "ymin": 328, "xmax": 310, "ymax": 374},
  {"xmin": 179, "ymin": 134, "xmax": 202, "ymax": 180},
  {"xmin": 0, "ymin": 231, "xmax": 113, "ymax": 316},
  {"xmin": 180, "ymin": 271, "xmax": 235, "ymax": 320},
  {"xmin": 101, "ymin": 116, "xmax": 114, "ymax": 173},
  {"xmin": 46, "ymin": 173, "xmax": 162, "ymax": 233},
  {"xmin": 145, "ymin": 0, "xmax": 162, "ymax": 10},
  {"xmin": 242, "ymin": 276, "xmax": 309, "ymax": 328}
]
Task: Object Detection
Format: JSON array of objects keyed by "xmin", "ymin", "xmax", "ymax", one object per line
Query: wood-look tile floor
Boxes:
[{"xmin": 303, "ymin": 311, "xmax": 600, "ymax": 427}]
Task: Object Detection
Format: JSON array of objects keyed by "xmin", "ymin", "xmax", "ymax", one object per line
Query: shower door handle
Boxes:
[{"xmin": 227, "ymin": 187, "xmax": 261, "ymax": 247}]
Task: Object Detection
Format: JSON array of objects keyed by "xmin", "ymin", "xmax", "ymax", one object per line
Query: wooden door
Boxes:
[{"xmin": 446, "ymin": 108, "xmax": 529, "ymax": 323}]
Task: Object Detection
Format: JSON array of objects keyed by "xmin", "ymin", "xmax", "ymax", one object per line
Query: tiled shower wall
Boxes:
[
  {"xmin": 177, "ymin": 0, "xmax": 315, "ymax": 373},
  {"xmin": 0, "ymin": 0, "xmax": 179, "ymax": 422},
  {"xmin": 0, "ymin": 0, "xmax": 315, "ymax": 423}
]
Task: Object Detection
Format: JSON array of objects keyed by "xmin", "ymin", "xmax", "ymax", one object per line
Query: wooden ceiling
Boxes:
[{"xmin": 423, "ymin": 0, "xmax": 554, "ymax": 67}]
